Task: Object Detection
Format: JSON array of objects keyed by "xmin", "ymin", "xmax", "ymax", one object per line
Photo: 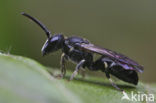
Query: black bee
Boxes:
[{"xmin": 22, "ymin": 12, "xmax": 144, "ymax": 91}]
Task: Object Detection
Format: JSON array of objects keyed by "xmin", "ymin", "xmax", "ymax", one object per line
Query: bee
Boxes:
[{"xmin": 22, "ymin": 12, "xmax": 144, "ymax": 91}]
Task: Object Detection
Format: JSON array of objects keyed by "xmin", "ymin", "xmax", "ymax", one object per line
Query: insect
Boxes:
[{"xmin": 22, "ymin": 12, "xmax": 144, "ymax": 91}]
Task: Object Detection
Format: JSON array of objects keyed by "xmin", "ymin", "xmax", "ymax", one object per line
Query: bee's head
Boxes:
[
  {"xmin": 41, "ymin": 34, "xmax": 64, "ymax": 56},
  {"xmin": 21, "ymin": 12, "xmax": 64, "ymax": 56}
]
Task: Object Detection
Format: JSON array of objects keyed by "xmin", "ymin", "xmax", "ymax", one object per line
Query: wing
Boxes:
[{"xmin": 77, "ymin": 43, "xmax": 144, "ymax": 73}]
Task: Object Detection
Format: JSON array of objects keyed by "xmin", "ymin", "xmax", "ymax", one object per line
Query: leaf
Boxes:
[
  {"xmin": 0, "ymin": 52, "xmax": 155, "ymax": 103},
  {"xmin": 56, "ymin": 74, "xmax": 156, "ymax": 103},
  {"xmin": 0, "ymin": 53, "xmax": 81, "ymax": 103},
  {"xmin": 48, "ymin": 66, "xmax": 156, "ymax": 103}
]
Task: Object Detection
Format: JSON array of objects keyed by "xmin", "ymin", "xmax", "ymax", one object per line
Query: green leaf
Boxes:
[
  {"xmin": 0, "ymin": 53, "xmax": 81, "ymax": 103},
  {"xmin": 0, "ymin": 53, "xmax": 155, "ymax": 103}
]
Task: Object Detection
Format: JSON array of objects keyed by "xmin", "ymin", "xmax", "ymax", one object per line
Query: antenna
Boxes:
[{"xmin": 21, "ymin": 12, "xmax": 51, "ymax": 38}]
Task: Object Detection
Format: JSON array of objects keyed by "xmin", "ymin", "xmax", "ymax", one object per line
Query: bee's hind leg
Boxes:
[{"xmin": 105, "ymin": 68, "xmax": 124, "ymax": 92}]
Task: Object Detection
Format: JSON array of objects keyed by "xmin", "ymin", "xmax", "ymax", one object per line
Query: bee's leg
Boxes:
[
  {"xmin": 55, "ymin": 53, "xmax": 67, "ymax": 78},
  {"xmin": 60, "ymin": 53, "xmax": 68, "ymax": 78},
  {"xmin": 70, "ymin": 60, "xmax": 85, "ymax": 81},
  {"xmin": 105, "ymin": 67, "xmax": 123, "ymax": 92}
]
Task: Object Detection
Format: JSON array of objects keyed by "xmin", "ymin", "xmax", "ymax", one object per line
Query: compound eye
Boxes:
[{"xmin": 50, "ymin": 36, "xmax": 59, "ymax": 43}]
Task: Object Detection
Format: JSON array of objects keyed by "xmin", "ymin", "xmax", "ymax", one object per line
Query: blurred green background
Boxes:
[{"xmin": 0, "ymin": 0, "xmax": 156, "ymax": 82}]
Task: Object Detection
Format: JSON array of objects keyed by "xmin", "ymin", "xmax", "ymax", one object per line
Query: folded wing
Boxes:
[{"xmin": 77, "ymin": 43, "xmax": 144, "ymax": 73}]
